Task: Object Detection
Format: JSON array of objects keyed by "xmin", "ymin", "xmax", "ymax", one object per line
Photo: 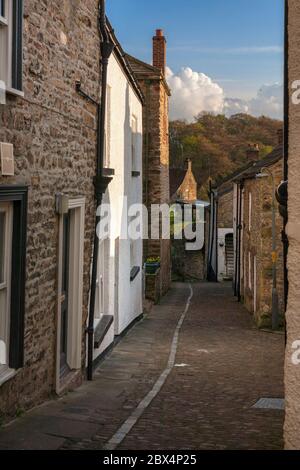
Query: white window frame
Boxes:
[
  {"xmin": 104, "ymin": 85, "xmax": 112, "ymax": 168},
  {"xmin": 248, "ymin": 251, "xmax": 252, "ymax": 290},
  {"xmin": 248, "ymin": 192, "xmax": 252, "ymax": 231},
  {"xmin": 95, "ymin": 238, "xmax": 106, "ymax": 325},
  {"xmin": 131, "ymin": 115, "xmax": 138, "ymax": 172},
  {"xmin": 56, "ymin": 197, "xmax": 85, "ymax": 393},
  {"xmin": 0, "ymin": 0, "xmax": 24, "ymax": 97},
  {"xmin": 0, "ymin": 0, "xmax": 8, "ymax": 25},
  {"xmin": 0, "ymin": 201, "xmax": 15, "ymax": 385},
  {"xmin": 0, "ymin": 0, "xmax": 12, "ymax": 87}
]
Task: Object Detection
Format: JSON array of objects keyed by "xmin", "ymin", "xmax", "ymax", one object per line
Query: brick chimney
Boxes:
[
  {"xmin": 277, "ymin": 129, "xmax": 283, "ymax": 146},
  {"xmin": 246, "ymin": 144, "xmax": 259, "ymax": 160},
  {"xmin": 153, "ymin": 29, "xmax": 166, "ymax": 76}
]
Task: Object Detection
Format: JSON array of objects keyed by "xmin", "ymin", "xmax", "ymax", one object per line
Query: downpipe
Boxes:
[{"xmin": 87, "ymin": 0, "xmax": 114, "ymax": 381}]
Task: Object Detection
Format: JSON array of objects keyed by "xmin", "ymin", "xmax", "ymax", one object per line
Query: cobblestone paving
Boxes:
[{"xmin": 0, "ymin": 283, "xmax": 284, "ymax": 450}]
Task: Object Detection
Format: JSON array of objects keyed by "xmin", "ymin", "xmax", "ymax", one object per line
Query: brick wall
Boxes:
[{"xmin": 0, "ymin": 0, "xmax": 100, "ymax": 419}]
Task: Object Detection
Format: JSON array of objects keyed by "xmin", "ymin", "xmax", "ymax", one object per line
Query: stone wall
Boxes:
[
  {"xmin": 135, "ymin": 76, "xmax": 171, "ymax": 298},
  {"xmin": 241, "ymin": 159, "xmax": 284, "ymax": 328},
  {"xmin": 0, "ymin": 0, "xmax": 100, "ymax": 419},
  {"xmin": 172, "ymin": 239, "xmax": 205, "ymax": 281},
  {"xmin": 285, "ymin": 0, "xmax": 300, "ymax": 450},
  {"xmin": 218, "ymin": 188, "xmax": 234, "ymax": 229}
]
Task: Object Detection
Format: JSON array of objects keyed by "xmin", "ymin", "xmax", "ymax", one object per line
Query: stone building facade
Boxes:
[
  {"xmin": 0, "ymin": 1, "xmax": 144, "ymax": 422},
  {"xmin": 0, "ymin": 0, "xmax": 101, "ymax": 420},
  {"xmin": 170, "ymin": 159, "xmax": 197, "ymax": 203},
  {"xmin": 127, "ymin": 30, "xmax": 171, "ymax": 298},
  {"xmin": 233, "ymin": 147, "xmax": 284, "ymax": 328},
  {"xmin": 284, "ymin": 0, "xmax": 300, "ymax": 450}
]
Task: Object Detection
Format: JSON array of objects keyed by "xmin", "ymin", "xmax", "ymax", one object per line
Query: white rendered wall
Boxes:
[
  {"xmin": 93, "ymin": 52, "xmax": 143, "ymax": 360},
  {"xmin": 218, "ymin": 228, "xmax": 234, "ymax": 282}
]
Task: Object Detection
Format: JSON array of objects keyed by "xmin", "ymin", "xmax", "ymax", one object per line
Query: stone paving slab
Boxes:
[{"xmin": 0, "ymin": 283, "xmax": 284, "ymax": 450}]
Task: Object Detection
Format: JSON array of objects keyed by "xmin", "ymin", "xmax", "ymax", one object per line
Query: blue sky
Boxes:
[{"xmin": 107, "ymin": 0, "xmax": 284, "ymax": 101}]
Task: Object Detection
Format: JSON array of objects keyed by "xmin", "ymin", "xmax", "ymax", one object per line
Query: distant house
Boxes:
[
  {"xmin": 170, "ymin": 159, "xmax": 197, "ymax": 203},
  {"xmin": 170, "ymin": 159, "xmax": 207, "ymax": 281},
  {"xmin": 232, "ymin": 140, "xmax": 284, "ymax": 328}
]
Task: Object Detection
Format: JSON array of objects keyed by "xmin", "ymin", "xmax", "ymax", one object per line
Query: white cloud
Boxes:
[
  {"xmin": 225, "ymin": 84, "xmax": 283, "ymax": 120},
  {"xmin": 166, "ymin": 67, "xmax": 224, "ymax": 121},
  {"xmin": 166, "ymin": 66, "xmax": 283, "ymax": 121}
]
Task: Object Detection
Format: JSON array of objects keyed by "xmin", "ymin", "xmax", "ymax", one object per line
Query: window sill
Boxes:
[
  {"xmin": 6, "ymin": 87, "xmax": 24, "ymax": 98},
  {"xmin": 103, "ymin": 168, "xmax": 115, "ymax": 177},
  {"xmin": 0, "ymin": 367, "xmax": 17, "ymax": 387},
  {"xmin": 0, "ymin": 16, "xmax": 8, "ymax": 26},
  {"xmin": 130, "ymin": 266, "xmax": 141, "ymax": 282}
]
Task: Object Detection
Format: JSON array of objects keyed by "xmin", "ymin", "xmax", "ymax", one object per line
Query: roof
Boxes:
[
  {"xmin": 215, "ymin": 144, "xmax": 283, "ymax": 192},
  {"xmin": 106, "ymin": 20, "xmax": 145, "ymax": 104},
  {"xmin": 233, "ymin": 144, "xmax": 283, "ymax": 182},
  {"xmin": 170, "ymin": 168, "xmax": 186, "ymax": 198},
  {"xmin": 126, "ymin": 54, "xmax": 171, "ymax": 96}
]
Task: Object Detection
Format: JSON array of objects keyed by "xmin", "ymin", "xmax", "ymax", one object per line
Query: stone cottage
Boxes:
[
  {"xmin": 170, "ymin": 159, "xmax": 207, "ymax": 281},
  {"xmin": 208, "ymin": 137, "xmax": 284, "ymax": 328},
  {"xmin": 232, "ymin": 141, "xmax": 284, "ymax": 328},
  {"xmin": 0, "ymin": 1, "xmax": 144, "ymax": 420},
  {"xmin": 126, "ymin": 30, "xmax": 171, "ymax": 301},
  {"xmin": 170, "ymin": 159, "xmax": 197, "ymax": 203}
]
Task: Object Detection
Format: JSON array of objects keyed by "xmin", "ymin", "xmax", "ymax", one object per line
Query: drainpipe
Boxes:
[
  {"xmin": 237, "ymin": 182, "xmax": 243, "ymax": 302},
  {"xmin": 87, "ymin": 0, "xmax": 114, "ymax": 381},
  {"xmin": 234, "ymin": 184, "xmax": 240, "ymax": 297}
]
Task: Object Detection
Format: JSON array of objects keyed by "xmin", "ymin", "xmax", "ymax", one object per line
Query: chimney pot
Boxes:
[{"xmin": 246, "ymin": 144, "xmax": 260, "ymax": 160}]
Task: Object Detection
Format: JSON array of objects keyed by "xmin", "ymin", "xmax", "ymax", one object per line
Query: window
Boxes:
[
  {"xmin": 95, "ymin": 239, "xmax": 106, "ymax": 322},
  {"xmin": 56, "ymin": 197, "xmax": 85, "ymax": 389},
  {"xmin": 0, "ymin": 0, "xmax": 23, "ymax": 93},
  {"xmin": 131, "ymin": 115, "xmax": 138, "ymax": 172},
  {"xmin": 104, "ymin": 85, "xmax": 111, "ymax": 168},
  {"xmin": 0, "ymin": 1, "xmax": 6, "ymax": 21},
  {"xmin": 248, "ymin": 192, "xmax": 252, "ymax": 231},
  {"xmin": 0, "ymin": 186, "xmax": 28, "ymax": 383},
  {"xmin": 0, "ymin": 202, "xmax": 13, "ymax": 374},
  {"xmin": 248, "ymin": 252, "xmax": 252, "ymax": 290}
]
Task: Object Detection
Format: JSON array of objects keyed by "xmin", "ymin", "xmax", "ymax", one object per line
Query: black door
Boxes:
[{"xmin": 60, "ymin": 212, "xmax": 70, "ymax": 377}]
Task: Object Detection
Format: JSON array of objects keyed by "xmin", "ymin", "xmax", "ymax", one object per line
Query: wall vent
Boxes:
[{"xmin": 0, "ymin": 143, "xmax": 14, "ymax": 176}]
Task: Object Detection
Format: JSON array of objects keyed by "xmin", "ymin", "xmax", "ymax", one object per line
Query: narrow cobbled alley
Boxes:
[{"xmin": 0, "ymin": 283, "xmax": 284, "ymax": 450}]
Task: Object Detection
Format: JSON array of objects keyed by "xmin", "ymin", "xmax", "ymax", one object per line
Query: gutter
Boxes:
[{"xmin": 86, "ymin": 0, "xmax": 114, "ymax": 381}]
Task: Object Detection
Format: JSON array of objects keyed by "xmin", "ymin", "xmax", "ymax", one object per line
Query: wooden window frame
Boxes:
[
  {"xmin": 56, "ymin": 197, "xmax": 85, "ymax": 393},
  {"xmin": 0, "ymin": 0, "xmax": 23, "ymax": 94},
  {"xmin": 0, "ymin": 186, "xmax": 28, "ymax": 379}
]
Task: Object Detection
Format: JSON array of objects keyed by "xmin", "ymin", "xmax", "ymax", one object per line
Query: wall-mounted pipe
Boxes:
[{"xmin": 87, "ymin": 0, "xmax": 114, "ymax": 381}]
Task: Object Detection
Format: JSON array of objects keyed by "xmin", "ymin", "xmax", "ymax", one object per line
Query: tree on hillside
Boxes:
[{"xmin": 170, "ymin": 113, "xmax": 282, "ymax": 196}]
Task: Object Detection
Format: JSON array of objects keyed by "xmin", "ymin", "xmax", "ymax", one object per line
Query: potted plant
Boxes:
[{"xmin": 145, "ymin": 257, "xmax": 161, "ymax": 274}]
